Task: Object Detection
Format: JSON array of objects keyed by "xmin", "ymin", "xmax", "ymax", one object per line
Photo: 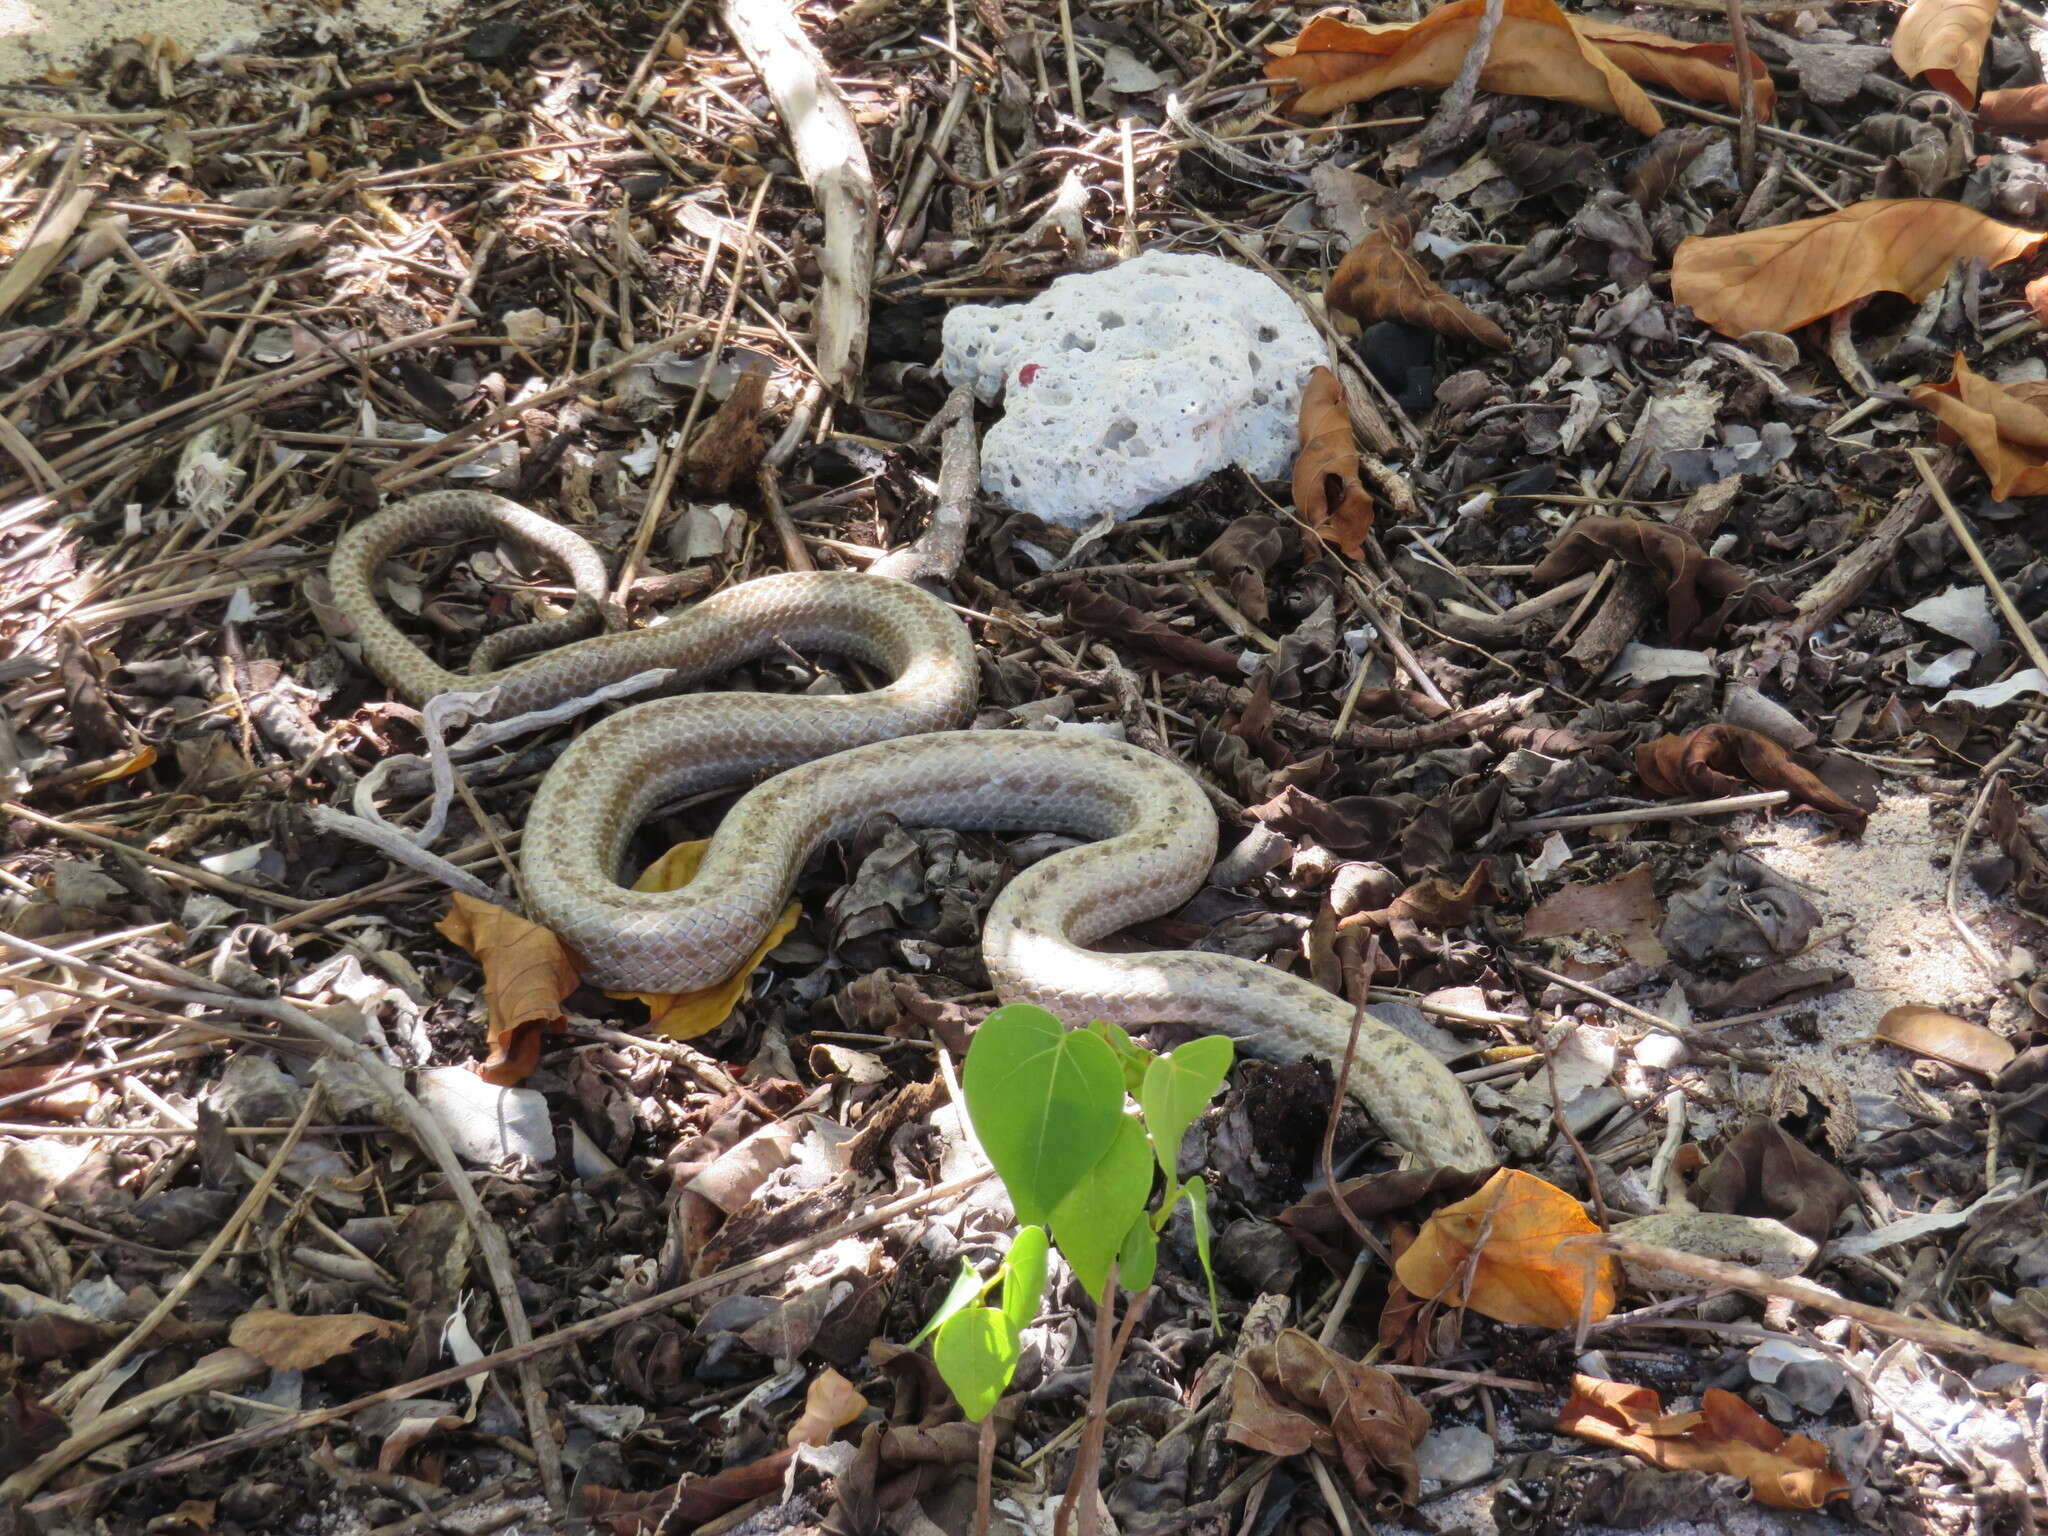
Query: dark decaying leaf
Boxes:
[
  {"xmin": 1659, "ymin": 852, "xmax": 1819, "ymax": 966},
  {"xmin": 1201, "ymin": 515, "xmax": 1289, "ymax": 628},
  {"xmin": 1227, "ymin": 1329, "xmax": 1432, "ymax": 1512},
  {"xmin": 1530, "ymin": 516, "xmax": 1788, "ymax": 643},
  {"xmin": 1065, "ymin": 588, "xmax": 1243, "ymax": 677},
  {"xmin": 1522, "ymin": 864, "xmax": 1664, "ymax": 964},
  {"xmin": 1692, "ymin": 1120, "xmax": 1858, "ymax": 1244},
  {"xmin": 1279, "ymin": 1168, "xmax": 1494, "ymax": 1273},
  {"xmin": 1493, "ymin": 1451, "xmax": 1727, "ymax": 1533},
  {"xmin": 1680, "ymin": 964, "xmax": 1850, "ymax": 1016},
  {"xmin": 1636, "ymin": 726, "xmax": 1869, "ymax": 834}
]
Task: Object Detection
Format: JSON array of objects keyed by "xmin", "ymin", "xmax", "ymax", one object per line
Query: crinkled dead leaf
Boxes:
[
  {"xmin": 1393, "ymin": 1168, "xmax": 1617, "ymax": 1328},
  {"xmin": 436, "ymin": 894, "xmax": 581, "ymax": 1085},
  {"xmin": 1328, "ymin": 217, "xmax": 1510, "ymax": 350},
  {"xmin": 1981, "ymin": 84, "xmax": 2048, "ymax": 130},
  {"xmin": 1266, "ymin": 0, "xmax": 1662, "ymax": 133},
  {"xmin": 1523, "ymin": 864, "xmax": 1664, "ymax": 965},
  {"xmin": 1910, "ymin": 353, "xmax": 2048, "ymax": 500},
  {"xmin": 1227, "ymin": 1328, "xmax": 1432, "ymax": 1512},
  {"xmin": 1532, "ymin": 515, "xmax": 1789, "ymax": 643},
  {"xmin": 1636, "ymin": 726, "xmax": 1869, "ymax": 835},
  {"xmin": 1876, "ymin": 1004, "xmax": 2017, "ymax": 1076},
  {"xmin": 1693, "ymin": 1120, "xmax": 1859, "ymax": 1245},
  {"xmin": 1293, "ymin": 367, "xmax": 1375, "ymax": 559},
  {"xmin": 1557, "ymin": 1375, "xmax": 1850, "ymax": 1509},
  {"xmin": 786, "ymin": 1367, "xmax": 868, "ymax": 1447},
  {"xmin": 610, "ymin": 839, "xmax": 800, "ymax": 1039},
  {"xmin": 1892, "ymin": 0, "xmax": 1998, "ymax": 105},
  {"xmin": 1340, "ymin": 862, "xmax": 1495, "ymax": 934},
  {"xmin": 1577, "ymin": 18, "xmax": 1774, "ymax": 116},
  {"xmin": 1671, "ymin": 199, "xmax": 2047, "ymax": 338},
  {"xmin": 228, "ymin": 1307, "xmax": 405, "ymax": 1370}
]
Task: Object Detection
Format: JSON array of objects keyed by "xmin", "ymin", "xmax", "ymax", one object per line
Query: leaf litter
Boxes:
[{"xmin": 5, "ymin": 0, "xmax": 2048, "ymax": 1534}]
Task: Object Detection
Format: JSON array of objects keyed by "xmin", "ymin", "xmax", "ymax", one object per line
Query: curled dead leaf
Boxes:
[
  {"xmin": 1671, "ymin": 199, "xmax": 2047, "ymax": 338},
  {"xmin": 1392, "ymin": 1168, "xmax": 1617, "ymax": 1329},
  {"xmin": 1578, "ymin": 19, "xmax": 1775, "ymax": 117},
  {"xmin": 1531, "ymin": 515, "xmax": 1788, "ymax": 643},
  {"xmin": 1910, "ymin": 353, "xmax": 2048, "ymax": 500},
  {"xmin": 610, "ymin": 839, "xmax": 800, "ymax": 1039},
  {"xmin": 1227, "ymin": 1329, "xmax": 1431, "ymax": 1512},
  {"xmin": 1292, "ymin": 367, "xmax": 1376, "ymax": 560},
  {"xmin": 1329, "ymin": 218, "xmax": 1510, "ymax": 350},
  {"xmin": 1522, "ymin": 864, "xmax": 1665, "ymax": 966},
  {"xmin": 1557, "ymin": 1375, "xmax": 1850, "ymax": 1509},
  {"xmin": 1980, "ymin": 85, "xmax": 2048, "ymax": 131},
  {"xmin": 436, "ymin": 894, "xmax": 581, "ymax": 1085},
  {"xmin": 786, "ymin": 1367, "xmax": 868, "ymax": 1447},
  {"xmin": 1636, "ymin": 726, "xmax": 1869, "ymax": 835},
  {"xmin": 1266, "ymin": 0, "xmax": 1662, "ymax": 133},
  {"xmin": 1875, "ymin": 1004, "xmax": 2016, "ymax": 1076},
  {"xmin": 228, "ymin": 1308, "xmax": 405, "ymax": 1370},
  {"xmin": 1892, "ymin": 0, "xmax": 1998, "ymax": 106}
]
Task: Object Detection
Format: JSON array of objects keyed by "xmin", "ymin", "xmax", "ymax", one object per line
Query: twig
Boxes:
[
  {"xmin": 1172, "ymin": 678, "xmax": 1541, "ymax": 754},
  {"xmin": 1506, "ymin": 790, "xmax": 1789, "ymax": 832},
  {"xmin": 871, "ymin": 384, "xmax": 977, "ymax": 584},
  {"xmin": 1725, "ymin": 0, "xmax": 1760, "ymax": 189},
  {"xmin": 1910, "ymin": 447, "xmax": 2048, "ymax": 680}
]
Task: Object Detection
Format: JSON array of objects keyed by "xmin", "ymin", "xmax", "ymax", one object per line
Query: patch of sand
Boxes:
[{"xmin": 0, "ymin": 0, "xmax": 462, "ymax": 86}]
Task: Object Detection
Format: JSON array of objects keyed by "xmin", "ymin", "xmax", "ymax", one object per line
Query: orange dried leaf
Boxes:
[
  {"xmin": 1875, "ymin": 1004, "xmax": 2016, "ymax": 1075},
  {"xmin": 1635, "ymin": 725, "xmax": 1868, "ymax": 834},
  {"xmin": 1577, "ymin": 18, "xmax": 1774, "ymax": 117},
  {"xmin": 1329, "ymin": 217, "xmax": 1510, "ymax": 350},
  {"xmin": 1892, "ymin": 0, "xmax": 1998, "ymax": 106},
  {"xmin": 436, "ymin": 893, "xmax": 581, "ymax": 1085},
  {"xmin": 1671, "ymin": 199, "xmax": 2047, "ymax": 338},
  {"xmin": 1266, "ymin": 0, "xmax": 1662, "ymax": 133},
  {"xmin": 1981, "ymin": 85, "xmax": 2048, "ymax": 130},
  {"xmin": 1910, "ymin": 353, "xmax": 2048, "ymax": 500},
  {"xmin": 610, "ymin": 839, "xmax": 801, "ymax": 1040},
  {"xmin": 82, "ymin": 744, "xmax": 157, "ymax": 787},
  {"xmin": 0, "ymin": 1064, "xmax": 100, "ymax": 1120},
  {"xmin": 1558, "ymin": 1375, "xmax": 1850, "ymax": 1509},
  {"xmin": 1293, "ymin": 367, "xmax": 1376, "ymax": 560},
  {"xmin": 786, "ymin": 1368, "xmax": 868, "ymax": 1448},
  {"xmin": 1392, "ymin": 1168, "xmax": 1617, "ymax": 1329}
]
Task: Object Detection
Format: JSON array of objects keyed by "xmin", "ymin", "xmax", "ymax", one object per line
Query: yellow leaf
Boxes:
[
  {"xmin": 1671, "ymin": 199, "xmax": 2047, "ymax": 339},
  {"xmin": 786, "ymin": 1367, "xmax": 868, "ymax": 1448},
  {"xmin": 82, "ymin": 743, "xmax": 157, "ymax": 786},
  {"xmin": 1393, "ymin": 1168, "xmax": 1616, "ymax": 1328},
  {"xmin": 436, "ymin": 893, "xmax": 581, "ymax": 1084},
  {"xmin": 1266, "ymin": 0, "xmax": 1662, "ymax": 133},
  {"xmin": 607, "ymin": 839, "xmax": 801, "ymax": 1040}
]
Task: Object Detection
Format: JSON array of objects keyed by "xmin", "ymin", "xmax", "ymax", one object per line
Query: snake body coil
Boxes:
[{"xmin": 331, "ymin": 493, "xmax": 1495, "ymax": 1169}]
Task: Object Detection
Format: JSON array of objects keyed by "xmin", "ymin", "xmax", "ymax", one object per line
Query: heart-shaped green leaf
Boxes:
[
  {"xmin": 1051, "ymin": 1116, "xmax": 1155, "ymax": 1303},
  {"xmin": 1001, "ymin": 1225, "xmax": 1049, "ymax": 1335},
  {"xmin": 933, "ymin": 1305, "xmax": 1021, "ymax": 1422},
  {"xmin": 1141, "ymin": 1036, "xmax": 1234, "ymax": 1183},
  {"xmin": 964, "ymin": 1004, "xmax": 1125, "ymax": 1226}
]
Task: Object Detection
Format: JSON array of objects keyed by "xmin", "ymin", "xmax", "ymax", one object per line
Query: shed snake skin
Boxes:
[{"xmin": 331, "ymin": 492, "xmax": 1495, "ymax": 1169}]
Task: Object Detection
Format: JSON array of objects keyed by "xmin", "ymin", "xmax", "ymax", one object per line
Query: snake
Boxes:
[{"xmin": 330, "ymin": 491, "xmax": 1496, "ymax": 1169}]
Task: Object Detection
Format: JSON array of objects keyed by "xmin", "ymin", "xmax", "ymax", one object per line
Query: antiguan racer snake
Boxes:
[{"xmin": 331, "ymin": 491, "xmax": 1495, "ymax": 1169}]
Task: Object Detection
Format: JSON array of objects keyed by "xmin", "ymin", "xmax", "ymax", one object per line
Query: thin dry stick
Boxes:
[
  {"xmin": 1599, "ymin": 1236, "xmax": 2048, "ymax": 1373},
  {"xmin": 1507, "ymin": 790, "xmax": 1788, "ymax": 832},
  {"xmin": 1725, "ymin": 0, "xmax": 1760, "ymax": 189},
  {"xmin": 1910, "ymin": 447, "xmax": 2048, "ymax": 680},
  {"xmin": 44, "ymin": 1088, "xmax": 321, "ymax": 1417},
  {"xmin": 25, "ymin": 1171, "xmax": 990, "ymax": 1517}
]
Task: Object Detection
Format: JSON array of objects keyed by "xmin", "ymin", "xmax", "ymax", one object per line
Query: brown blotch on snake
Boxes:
[{"xmin": 330, "ymin": 493, "xmax": 1497, "ymax": 1170}]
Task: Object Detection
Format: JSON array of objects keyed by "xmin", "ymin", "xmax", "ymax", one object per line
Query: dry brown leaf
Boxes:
[
  {"xmin": 1693, "ymin": 1120, "xmax": 1858, "ymax": 1244},
  {"xmin": 81, "ymin": 743, "xmax": 157, "ymax": 787},
  {"xmin": 786, "ymin": 1367, "xmax": 868, "ymax": 1448},
  {"xmin": 1875, "ymin": 1004, "xmax": 2017, "ymax": 1075},
  {"xmin": 1670, "ymin": 199, "xmax": 2048, "ymax": 338},
  {"xmin": 1266, "ymin": 0, "xmax": 1662, "ymax": 133},
  {"xmin": 684, "ymin": 368, "xmax": 769, "ymax": 497},
  {"xmin": 436, "ymin": 893, "xmax": 581, "ymax": 1084},
  {"xmin": 1577, "ymin": 19, "xmax": 1775, "ymax": 117},
  {"xmin": 1328, "ymin": 217, "xmax": 1510, "ymax": 350},
  {"xmin": 1292, "ymin": 367, "xmax": 1376, "ymax": 559},
  {"xmin": 1892, "ymin": 0, "xmax": 1998, "ymax": 106},
  {"xmin": 1981, "ymin": 85, "xmax": 2048, "ymax": 130},
  {"xmin": 1531, "ymin": 515, "xmax": 1789, "ymax": 643},
  {"xmin": 1636, "ymin": 725, "xmax": 1870, "ymax": 835},
  {"xmin": 228, "ymin": 1308, "xmax": 405, "ymax": 1370},
  {"xmin": 1910, "ymin": 353, "xmax": 2048, "ymax": 500},
  {"xmin": 1558, "ymin": 1375, "xmax": 1850, "ymax": 1509},
  {"xmin": 609, "ymin": 839, "xmax": 800, "ymax": 1039},
  {"xmin": 1227, "ymin": 1329, "xmax": 1432, "ymax": 1512},
  {"xmin": 2028, "ymin": 274, "xmax": 2048, "ymax": 327},
  {"xmin": 1392, "ymin": 1168, "xmax": 1617, "ymax": 1329},
  {"xmin": 0, "ymin": 1064, "xmax": 99, "ymax": 1120},
  {"xmin": 1523, "ymin": 863, "xmax": 1664, "ymax": 965}
]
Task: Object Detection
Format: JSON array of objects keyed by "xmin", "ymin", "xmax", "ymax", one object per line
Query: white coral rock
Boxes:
[{"xmin": 940, "ymin": 251, "xmax": 1326, "ymax": 526}]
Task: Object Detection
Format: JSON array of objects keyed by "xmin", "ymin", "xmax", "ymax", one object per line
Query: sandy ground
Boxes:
[{"xmin": 0, "ymin": 0, "xmax": 462, "ymax": 84}]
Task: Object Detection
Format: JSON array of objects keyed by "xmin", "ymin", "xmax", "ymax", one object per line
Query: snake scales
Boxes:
[{"xmin": 330, "ymin": 492, "xmax": 1495, "ymax": 1169}]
